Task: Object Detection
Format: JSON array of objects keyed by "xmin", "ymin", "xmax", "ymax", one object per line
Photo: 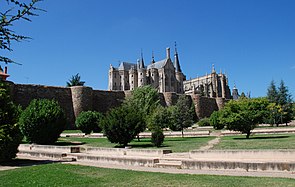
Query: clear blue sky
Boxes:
[{"xmin": 2, "ymin": 0, "xmax": 295, "ymax": 98}]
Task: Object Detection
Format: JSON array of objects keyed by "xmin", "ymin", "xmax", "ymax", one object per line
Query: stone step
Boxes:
[
  {"xmin": 155, "ymin": 160, "xmax": 182, "ymax": 169},
  {"xmin": 17, "ymin": 150, "xmax": 76, "ymax": 162}
]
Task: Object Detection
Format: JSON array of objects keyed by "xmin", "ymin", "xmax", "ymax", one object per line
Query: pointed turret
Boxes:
[
  {"xmin": 139, "ymin": 49, "xmax": 145, "ymax": 69},
  {"xmin": 151, "ymin": 51, "xmax": 155, "ymax": 64},
  {"xmin": 212, "ymin": 64, "xmax": 216, "ymax": 73},
  {"xmin": 174, "ymin": 42, "xmax": 182, "ymax": 72}
]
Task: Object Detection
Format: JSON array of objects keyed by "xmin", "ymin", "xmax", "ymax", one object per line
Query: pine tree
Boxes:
[
  {"xmin": 277, "ymin": 80, "xmax": 293, "ymax": 125},
  {"xmin": 267, "ymin": 80, "xmax": 278, "ymax": 103}
]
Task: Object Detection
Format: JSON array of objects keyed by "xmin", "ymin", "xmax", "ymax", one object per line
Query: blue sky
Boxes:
[{"xmin": 2, "ymin": 0, "xmax": 295, "ymax": 98}]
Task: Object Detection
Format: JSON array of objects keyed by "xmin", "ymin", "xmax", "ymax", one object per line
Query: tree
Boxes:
[
  {"xmin": 147, "ymin": 106, "xmax": 169, "ymax": 147},
  {"xmin": 1, "ymin": 0, "xmax": 43, "ymax": 64},
  {"xmin": 209, "ymin": 111, "xmax": 224, "ymax": 130},
  {"xmin": 277, "ymin": 80, "xmax": 293, "ymax": 125},
  {"xmin": 265, "ymin": 103, "xmax": 283, "ymax": 126},
  {"xmin": 267, "ymin": 80, "xmax": 278, "ymax": 103},
  {"xmin": 66, "ymin": 73, "xmax": 85, "ymax": 87},
  {"xmin": 75, "ymin": 111, "xmax": 102, "ymax": 134},
  {"xmin": 220, "ymin": 98, "xmax": 269, "ymax": 139},
  {"xmin": 169, "ymin": 95, "xmax": 194, "ymax": 137},
  {"xmin": 0, "ymin": 81, "xmax": 23, "ymax": 162},
  {"xmin": 19, "ymin": 99, "xmax": 66, "ymax": 144},
  {"xmin": 126, "ymin": 85, "xmax": 160, "ymax": 140},
  {"xmin": 266, "ymin": 80, "xmax": 293, "ymax": 126},
  {"xmin": 147, "ymin": 106, "xmax": 170, "ymax": 130},
  {"xmin": 100, "ymin": 104, "xmax": 144, "ymax": 147}
]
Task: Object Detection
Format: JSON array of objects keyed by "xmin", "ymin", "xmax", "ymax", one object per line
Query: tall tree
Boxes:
[
  {"xmin": 267, "ymin": 80, "xmax": 278, "ymax": 103},
  {"xmin": 1, "ymin": 0, "xmax": 43, "ymax": 64},
  {"xmin": 169, "ymin": 95, "xmax": 194, "ymax": 137},
  {"xmin": 126, "ymin": 85, "xmax": 160, "ymax": 139},
  {"xmin": 66, "ymin": 73, "xmax": 85, "ymax": 87},
  {"xmin": 277, "ymin": 80, "xmax": 293, "ymax": 125}
]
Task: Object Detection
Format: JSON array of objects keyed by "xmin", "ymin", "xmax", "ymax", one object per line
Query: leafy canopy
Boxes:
[{"xmin": 1, "ymin": 0, "xmax": 43, "ymax": 64}]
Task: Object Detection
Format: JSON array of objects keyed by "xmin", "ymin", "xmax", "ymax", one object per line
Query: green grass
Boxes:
[
  {"xmin": 214, "ymin": 134, "xmax": 295, "ymax": 149},
  {"xmin": 62, "ymin": 130, "xmax": 83, "ymax": 133},
  {"xmin": 57, "ymin": 136, "xmax": 215, "ymax": 152},
  {"xmin": 0, "ymin": 163, "xmax": 294, "ymax": 187}
]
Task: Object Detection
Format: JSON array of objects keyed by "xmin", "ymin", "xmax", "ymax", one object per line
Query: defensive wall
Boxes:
[{"xmin": 8, "ymin": 82, "xmax": 226, "ymax": 129}]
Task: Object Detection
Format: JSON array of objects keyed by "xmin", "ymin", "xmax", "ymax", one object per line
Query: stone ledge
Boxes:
[
  {"xmin": 181, "ymin": 160, "xmax": 295, "ymax": 172},
  {"xmin": 19, "ymin": 144, "xmax": 81, "ymax": 153},
  {"xmin": 189, "ymin": 150, "xmax": 295, "ymax": 162}
]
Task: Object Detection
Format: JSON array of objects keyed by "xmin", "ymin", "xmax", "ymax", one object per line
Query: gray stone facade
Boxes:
[
  {"xmin": 108, "ymin": 47, "xmax": 185, "ymax": 94},
  {"xmin": 183, "ymin": 65, "xmax": 232, "ymax": 99}
]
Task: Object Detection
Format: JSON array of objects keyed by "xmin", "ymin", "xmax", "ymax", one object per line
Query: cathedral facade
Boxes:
[
  {"xmin": 183, "ymin": 66, "xmax": 232, "ymax": 99},
  {"xmin": 108, "ymin": 47, "xmax": 185, "ymax": 94}
]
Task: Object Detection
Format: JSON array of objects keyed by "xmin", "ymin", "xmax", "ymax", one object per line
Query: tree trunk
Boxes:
[
  {"xmin": 137, "ymin": 134, "xmax": 140, "ymax": 142},
  {"xmin": 246, "ymin": 131, "xmax": 251, "ymax": 139},
  {"xmin": 181, "ymin": 129, "xmax": 184, "ymax": 138}
]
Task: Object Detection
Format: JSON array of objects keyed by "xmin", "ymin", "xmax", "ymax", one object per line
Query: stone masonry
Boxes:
[{"xmin": 8, "ymin": 82, "xmax": 226, "ymax": 129}]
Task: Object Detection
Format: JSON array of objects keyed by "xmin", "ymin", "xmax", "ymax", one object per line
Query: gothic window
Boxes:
[
  {"xmin": 140, "ymin": 73, "xmax": 142, "ymax": 75},
  {"xmin": 131, "ymin": 81, "xmax": 133, "ymax": 84},
  {"xmin": 132, "ymin": 75, "xmax": 133, "ymax": 77},
  {"xmin": 114, "ymin": 74, "xmax": 116, "ymax": 78}
]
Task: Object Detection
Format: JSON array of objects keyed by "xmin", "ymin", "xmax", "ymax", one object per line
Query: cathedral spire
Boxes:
[
  {"xmin": 151, "ymin": 51, "xmax": 155, "ymax": 64},
  {"xmin": 139, "ymin": 49, "xmax": 145, "ymax": 69},
  {"xmin": 174, "ymin": 42, "xmax": 182, "ymax": 72},
  {"xmin": 212, "ymin": 64, "xmax": 216, "ymax": 73}
]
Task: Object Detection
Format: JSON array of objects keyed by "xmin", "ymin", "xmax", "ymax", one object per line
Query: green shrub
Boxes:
[
  {"xmin": 209, "ymin": 111, "xmax": 224, "ymax": 130},
  {"xmin": 0, "ymin": 81, "xmax": 23, "ymax": 162},
  {"xmin": 151, "ymin": 129, "xmax": 165, "ymax": 147},
  {"xmin": 75, "ymin": 111, "xmax": 102, "ymax": 134},
  {"xmin": 19, "ymin": 99, "xmax": 66, "ymax": 144},
  {"xmin": 198, "ymin": 118, "xmax": 211, "ymax": 127},
  {"xmin": 100, "ymin": 104, "xmax": 144, "ymax": 146}
]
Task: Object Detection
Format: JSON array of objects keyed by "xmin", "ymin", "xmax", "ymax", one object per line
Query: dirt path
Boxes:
[{"xmin": 198, "ymin": 132, "xmax": 221, "ymax": 150}]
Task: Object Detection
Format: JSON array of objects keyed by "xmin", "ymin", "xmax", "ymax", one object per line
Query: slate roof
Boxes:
[
  {"xmin": 118, "ymin": 62, "xmax": 137, "ymax": 71},
  {"xmin": 147, "ymin": 59, "xmax": 167, "ymax": 70}
]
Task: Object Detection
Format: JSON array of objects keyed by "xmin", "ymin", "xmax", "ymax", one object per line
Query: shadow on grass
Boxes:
[
  {"xmin": 54, "ymin": 141, "xmax": 85, "ymax": 146},
  {"xmin": 163, "ymin": 137, "xmax": 211, "ymax": 142},
  {"xmin": 233, "ymin": 135, "xmax": 290, "ymax": 140},
  {"xmin": 0, "ymin": 158, "xmax": 60, "ymax": 167}
]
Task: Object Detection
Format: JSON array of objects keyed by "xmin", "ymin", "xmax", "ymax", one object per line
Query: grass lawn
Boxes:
[
  {"xmin": 57, "ymin": 136, "xmax": 215, "ymax": 152},
  {"xmin": 62, "ymin": 130, "xmax": 83, "ymax": 133},
  {"xmin": 214, "ymin": 134, "xmax": 295, "ymax": 149},
  {"xmin": 0, "ymin": 163, "xmax": 294, "ymax": 187}
]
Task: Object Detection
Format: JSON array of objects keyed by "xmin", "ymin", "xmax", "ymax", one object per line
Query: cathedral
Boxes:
[
  {"xmin": 108, "ymin": 47, "xmax": 185, "ymax": 94},
  {"xmin": 183, "ymin": 65, "xmax": 232, "ymax": 99}
]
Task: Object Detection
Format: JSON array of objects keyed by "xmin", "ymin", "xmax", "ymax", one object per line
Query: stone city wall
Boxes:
[{"xmin": 8, "ymin": 82, "xmax": 226, "ymax": 129}]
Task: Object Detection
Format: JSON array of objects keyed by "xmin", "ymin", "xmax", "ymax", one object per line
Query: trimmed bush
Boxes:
[
  {"xmin": 19, "ymin": 99, "xmax": 66, "ymax": 144},
  {"xmin": 0, "ymin": 81, "xmax": 23, "ymax": 162},
  {"xmin": 100, "ymin": 104, "xmax": 144, "ymax": 146},
  {"xmin": 75, "ymin": 111, "xmax": 102, "ymax": 134},
  {"xmin": 151, "ymin": 129, "xmax": 165, "ymax": 147},
  {"xmin": 209, "ymin": 111, "xmax": 224, "ymax": 130},
  {"xmin": 198, "ymin": 118, "xmax": 211, "ymax": 127}
]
